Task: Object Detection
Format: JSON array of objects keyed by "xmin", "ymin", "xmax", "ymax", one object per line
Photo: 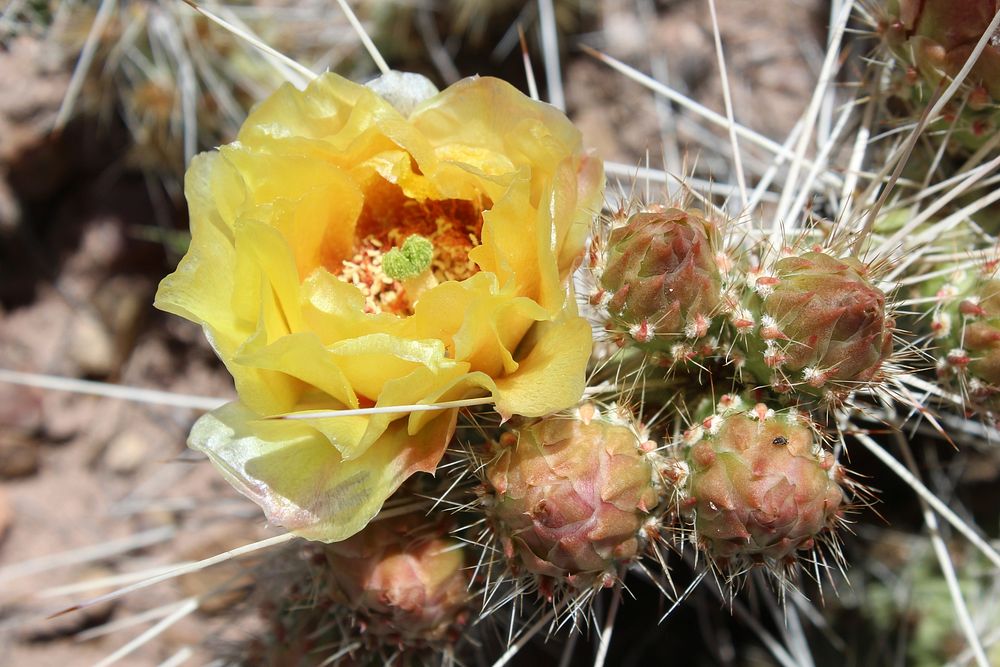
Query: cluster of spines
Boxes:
[
  {"xmin": 46, "ymin": 1, "xmax": 358, "ymax": 179},
  {"xmin": 588, "ymin": 198, "xmax": 899, "ymax": 405}
]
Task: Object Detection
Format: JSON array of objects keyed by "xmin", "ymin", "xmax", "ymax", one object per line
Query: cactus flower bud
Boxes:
[
  {"xmin": 684, "ymin": 404, "xmax": 845, "ymax": 564},
  {"xmin": 324, "ymin": 516, "xmax": 469, "ymax": 645},
  {"xmin": 747, "ymin": 252, "xmax": 893, "ymax": 394},
  {"xmin": 598, "ymin": 207, "xmax": 723, "ymax": 348},
  {"xmin": 484, "ymin": 408, "xmax": 659, "ymax": 585}
]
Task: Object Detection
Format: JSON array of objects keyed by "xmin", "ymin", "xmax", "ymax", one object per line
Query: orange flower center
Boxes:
[{"xmin": 334, "ymin": 177, "xmax": 487, "ymax": 315}]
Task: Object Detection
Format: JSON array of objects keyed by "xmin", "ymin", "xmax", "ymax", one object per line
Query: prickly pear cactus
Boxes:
[
  {"xmin": 48, "ymin": 0, "xmax": 1000, "ymax": 664},
  {"xmin": 679, "ymin": 400, "xmax": 846, "ymax": 566}
]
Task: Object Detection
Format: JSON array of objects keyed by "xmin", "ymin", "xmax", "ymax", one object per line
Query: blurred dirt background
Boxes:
[{"xmin": 6, "ymin": 1, "xmax": 990, "ymax": 666}]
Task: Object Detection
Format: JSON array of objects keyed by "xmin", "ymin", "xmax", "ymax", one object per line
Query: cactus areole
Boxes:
[
  {"xmin": 685, "ymin": 405, "xmax": 844, "ymax": 563},
  {"xmin": 485, "ymin": 412, "xmax": 659, "ymax": 585},
  {"xmin": 960, "ymin": 278, "xmax": 1000, "ymax": 387}
]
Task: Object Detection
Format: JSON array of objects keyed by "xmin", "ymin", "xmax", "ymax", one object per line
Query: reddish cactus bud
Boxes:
[
  {"xmin": 598, "ymin": 207, "xmax": 723, "ymax": 348},
  {"xmin": 324, "ymin": 516, "xmax": 469, "ymax": 645},
  {"xmin": 484, "ymin": 407, "xmax": 659, "ymax": 584},
  {"xmin": 885, "ymin": 1, "xmax": 1000, "ymax": 95},
  {"xmin": 747, "ymin": 252, "xmax": 893, "ymax": 393},
  {"xmin": 881, "ymin": 0, "xmax": 1000, "ymax": 152},
  {"xmin": 684, "ymin": 405, "xmax": 845, "ymax": 564}
]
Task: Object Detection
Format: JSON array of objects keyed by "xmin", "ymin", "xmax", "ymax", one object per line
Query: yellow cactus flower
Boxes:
[{"xmin": 155, "ymin": 72, "xmax": 603, "ymax": 542}]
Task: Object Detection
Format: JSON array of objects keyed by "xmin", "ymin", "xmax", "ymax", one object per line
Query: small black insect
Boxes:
[{"xmin": 771, "ymin": 436, "xmax": 789, "ymax": 446}]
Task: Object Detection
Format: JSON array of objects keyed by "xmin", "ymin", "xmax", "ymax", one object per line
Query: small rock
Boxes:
[
  {"xmin": 0, "ymin": 174, "xmax": 20, "ymax": 231},
  {"xmin": 92, "ymin": 275, "xmax": 151, "ymax": 369},
  {"xmin": 603, "ymin": 13, "xmax": 647, "ymax": 59},
  {"xmin": 41, "ymin": 392, "xmax": 110, "ymax": 442},
  {"xmin": 0, "ymin": 432, "xmax": 39, "ymax": 478},
  {"xmin": 62, "ymin": 217, "xmax": 126, "ymax": 281},
  {"xmin": 103, "ymin": 431, "xmax": 149, "ymax": 475},
  {"xmin": 67, "ymin": 310, "xmax": 115, "ymax": 377},
  {"xmin": 0, "ymin": 383, "xmax": 43, "ymax": 433},
  {"xmin": 0, "ymin": 36, "xmax": 68, "ymax": 165},
  {"xmin": 0, "ymin": 382, "xmax": 42, "ymax": 477},
  {"xmin": 0, "ymin": 488, "xmax": 13, "ymax": 543}
]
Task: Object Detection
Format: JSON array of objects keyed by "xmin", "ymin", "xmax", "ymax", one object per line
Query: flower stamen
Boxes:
[{"xmin": 334, "ymin": 178, "xmax": 487, "ymax": 315}]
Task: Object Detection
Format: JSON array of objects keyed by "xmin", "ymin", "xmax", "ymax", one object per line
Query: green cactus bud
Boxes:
[
  {"xmin": 910, "ymin": 253, "xmax": 1000, "ymax": 409},
  {"xmin": 683, "ymin": 402, "xmax": 845, "ymax": 564},
  {"xmin": 484, "ymin": 406, "xmax": 659, "ymax": 586},
  {"xmin": 324, "ymin": 516, "xmax": 469, "ymax": 646},
  {"xmin": 596, "ymin": 206, "xmax": 723, "ymax": 350},
  {"xmin": 744, "ymin": 252, "xmax": 894, "ymax": 396}
]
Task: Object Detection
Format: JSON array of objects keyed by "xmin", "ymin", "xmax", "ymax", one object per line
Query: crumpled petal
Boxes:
[{"xmin": 189, "ymin": 401, "xmax": 457, "ymax": 542}]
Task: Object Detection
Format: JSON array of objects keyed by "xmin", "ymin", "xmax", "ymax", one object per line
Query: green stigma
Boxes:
[{"xmin": 383, "ymin": 234, "xmax": 434, "ymax": 281}]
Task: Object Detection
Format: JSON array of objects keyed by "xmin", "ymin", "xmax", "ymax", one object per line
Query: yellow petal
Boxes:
[
  {"xmin": 189, "ymin": 401, "xmax": 457, "ymax": 543},
  {"xmin": 491, "ymin": 305, "xmax": 594, "ymax": 419}
]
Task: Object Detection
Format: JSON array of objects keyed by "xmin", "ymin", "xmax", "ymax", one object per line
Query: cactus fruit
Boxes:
[
  {"xmin": 593, "ymin": 206, "xmax": 724, "ymax": 354},
  {"xmin": 743, "ymin": 252, "xmax": 894, "ymax": 397},
  {"xmin": 482, "ymin": 405, "xmax": 660, "ymax": 588},
  {"xmin": 323, "ymin": 516, "xmax": 470, "ymax": 648},
  {"xmin": 681, "ymin": 401, "xmax": 845, "ymax": 565}
]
